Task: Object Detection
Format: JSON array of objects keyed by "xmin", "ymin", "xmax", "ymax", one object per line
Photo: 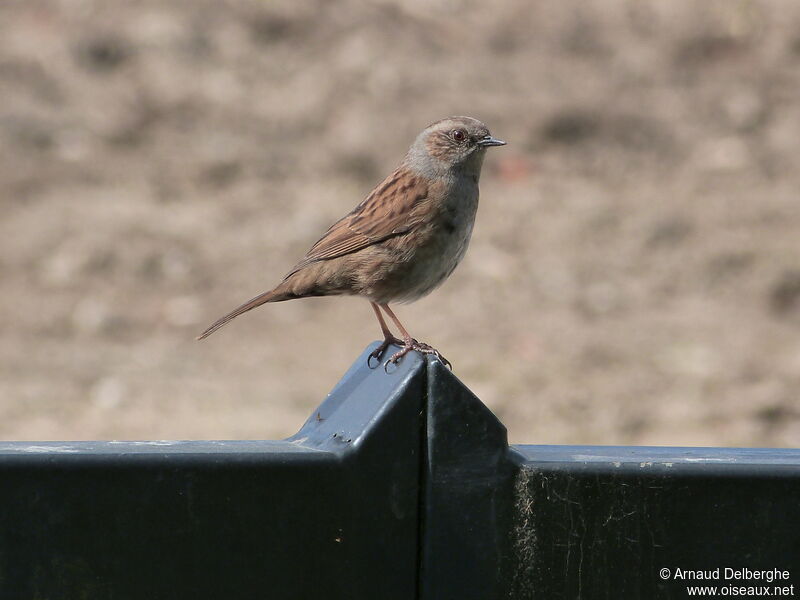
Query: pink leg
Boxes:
[{"xmin": 367, "ymin": 302, "xmax": 404, "ymax": 366}]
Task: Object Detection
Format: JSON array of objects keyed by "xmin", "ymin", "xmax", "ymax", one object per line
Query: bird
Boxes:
[{"xmin": 197, "ymin": 116, "xmax": 506, "ymax": 368}]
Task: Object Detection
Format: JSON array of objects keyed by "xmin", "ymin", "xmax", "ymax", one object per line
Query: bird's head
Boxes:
[{"xmin": 407, "ymin": 116, "xmax": 506, "ymax": 178}]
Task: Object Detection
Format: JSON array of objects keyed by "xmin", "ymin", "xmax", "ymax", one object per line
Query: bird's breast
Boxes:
[{"xmin": 378, "ymin": 181, "xmax": 479, "ymax": 303}]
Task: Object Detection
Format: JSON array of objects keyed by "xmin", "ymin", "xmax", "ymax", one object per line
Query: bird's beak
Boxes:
[{"xmin": 477, "ymin": 135, "xmax": 506, "ymax": 147}]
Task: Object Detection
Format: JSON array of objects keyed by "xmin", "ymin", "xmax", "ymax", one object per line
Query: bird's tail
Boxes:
[{"xmin": 196, "ymin": 288, "xmax": 285, "ymax": 340}]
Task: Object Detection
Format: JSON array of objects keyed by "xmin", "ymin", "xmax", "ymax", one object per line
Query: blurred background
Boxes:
[{"xmin": 1, "ymin": 0, "xmax": 798, "ymax": 446}]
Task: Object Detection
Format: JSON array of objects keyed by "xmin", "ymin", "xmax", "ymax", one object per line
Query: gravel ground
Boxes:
[{"xmin": 1, "ymin": 0, "xmax": 798, "ymax": 446}]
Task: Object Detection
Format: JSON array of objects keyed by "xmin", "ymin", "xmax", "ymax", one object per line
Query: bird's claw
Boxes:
[
  {"xmin": 383, "ymin": 339, "xmax": 452, "ymax": 372},
  {"xmin": 367, "ymin": 337, "xmax": 404, "ymax": 369},
  {"xmin": 414, "ymin": 342, "xmax": 453, "ymax": 370}
]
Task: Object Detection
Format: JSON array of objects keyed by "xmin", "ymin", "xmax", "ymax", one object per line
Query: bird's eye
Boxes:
[{"xmin": 451, "ymin": 129, "xmax": 466, "ymax": 142}]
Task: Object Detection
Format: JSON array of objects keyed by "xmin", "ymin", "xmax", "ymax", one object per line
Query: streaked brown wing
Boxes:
[{"xmin": 285, "ymin": 168, "xmax": 429, "ymax": 277}]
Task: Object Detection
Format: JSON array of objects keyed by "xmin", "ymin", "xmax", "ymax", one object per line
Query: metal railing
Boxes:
[{"xmin": 1, "ymin": 345, "xmax": 798, "ymax": 599}]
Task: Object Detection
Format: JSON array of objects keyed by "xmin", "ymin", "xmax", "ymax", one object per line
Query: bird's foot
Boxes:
[
  {"xmin": 367, "ymin": 336, "xmax": 405, "ymax": 368},
  {"xmin": 384, "ymin": 339, "xmax": 452, "ymax": 371}
]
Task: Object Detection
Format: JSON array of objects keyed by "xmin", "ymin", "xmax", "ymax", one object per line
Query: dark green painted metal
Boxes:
[
  {"xmin": 1, "ymin": 345, "xmax": 799, "ymax": 599},
  {"xmin": 418, "ymin": 359, "xmax": 517, "ymax": 599},
  {"xmin": 0, "ymin": 345, "xmax": 426, "ymax": 600},
  {"xmin": 507, "ymin": 446, "xmax": 800, "ymax": 599}
]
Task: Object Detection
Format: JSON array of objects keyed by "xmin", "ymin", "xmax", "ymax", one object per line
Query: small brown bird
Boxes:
[{"xmin": 198, "ymin": 116, "xmax": 505, "ymax": 367}]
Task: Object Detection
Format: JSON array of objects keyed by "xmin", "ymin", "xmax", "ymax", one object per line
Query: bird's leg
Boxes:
[
  {"xmin": 367, "ymin": 302, "xmax": 404, "ymax": 367},
  {"xmin": 380, "ymin": 304, "xmax": 452, "ymax": 369}
]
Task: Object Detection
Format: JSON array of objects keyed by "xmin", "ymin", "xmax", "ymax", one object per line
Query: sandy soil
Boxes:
[{"xmin": 1, "ymin": 0, "xmax": 798, "ymax": 446}]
